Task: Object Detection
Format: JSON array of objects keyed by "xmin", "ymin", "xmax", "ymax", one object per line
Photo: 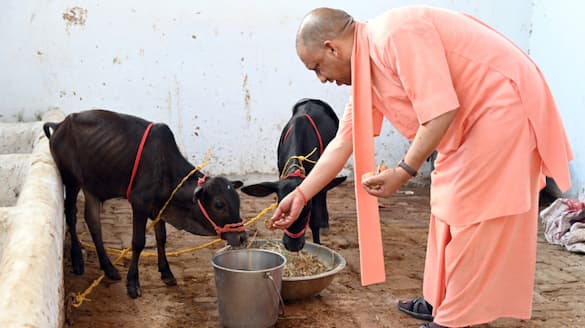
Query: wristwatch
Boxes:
[{"xmin": 398, "ymin": 159, "xmax": 418, "ymax": 177}]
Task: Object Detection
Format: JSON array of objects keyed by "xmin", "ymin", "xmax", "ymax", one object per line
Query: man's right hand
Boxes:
[{"xmin": 270, "ymin": 189, "xmax": 306, "ymax": 229}]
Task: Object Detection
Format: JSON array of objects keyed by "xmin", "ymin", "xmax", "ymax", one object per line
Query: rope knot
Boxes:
[{"xmin": 280, "ymin": 148, "xmax": 318, "ymax": 180}]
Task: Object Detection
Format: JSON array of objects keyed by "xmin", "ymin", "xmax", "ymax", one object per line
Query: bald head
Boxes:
[{"xmin": 296, "ymin": 7, "xmax": 354, "ymax": 51}]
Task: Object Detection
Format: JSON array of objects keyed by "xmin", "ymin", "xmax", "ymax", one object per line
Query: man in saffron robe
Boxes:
[{"xmin": 271, "ymin": 6, "xmax": 572, "ymax": 328}]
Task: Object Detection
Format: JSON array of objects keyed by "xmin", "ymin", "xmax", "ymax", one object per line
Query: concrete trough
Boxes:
[{"xmin": 0, "ymin": 110, "xmax": 65, "ymax": 327}]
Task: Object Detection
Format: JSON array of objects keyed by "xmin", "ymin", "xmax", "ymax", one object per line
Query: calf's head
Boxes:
[
  {"xmin": 242, "ymin": 178, "xmax": 309, "ymax": 251},
  {"xmin": 194, "ymin": 176, "xmax": 247, "ymax": 246},
  {"xmin": 164, "ymin": 176, "xmax": 247, "ymax": 246},
  {"xmin": 241, "ymin": 176, "xmax": 345, "ymax": 252}
]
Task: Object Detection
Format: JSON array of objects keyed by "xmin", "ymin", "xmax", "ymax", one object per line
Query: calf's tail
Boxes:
[{"xmin": 43, "ymin": 122, "xmax": 60, "ymax": 139}]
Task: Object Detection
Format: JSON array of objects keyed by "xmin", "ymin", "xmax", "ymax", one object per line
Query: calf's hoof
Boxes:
[
  {"xmin": 71, "ymin": 251, "xmax": 84, "ymax": 275},
  {"xmin": 104, "ymin": 266, "xmax": 122, "ymax": 281},
  {"xmin": 126, "ymin": 282, "xmax": 142, "ymax": 299},
  {"xmin": 71, "ymin": 262, "xmax": 84, "ymax": 275},
  {"xmin": 161, "ymin": 271, "xmax": 177, "ymax": 286}
]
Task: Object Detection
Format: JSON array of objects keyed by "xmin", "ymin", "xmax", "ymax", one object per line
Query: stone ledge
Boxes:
[{"xmin": 0, "ymin": 110, "xmax": 65, "ymax": 328}]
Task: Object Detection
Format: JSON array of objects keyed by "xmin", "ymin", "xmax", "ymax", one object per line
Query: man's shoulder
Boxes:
[
  {"xmin": 367, "ymin": 5, "xmax": 457, "ymax": 41},
  {"xmin": 367, "ymin": 6, "xmax": 418, "ymax": 34},
  {"xmin": 369, "ymin": 5, "xmax": 452, "ymax": 29}
]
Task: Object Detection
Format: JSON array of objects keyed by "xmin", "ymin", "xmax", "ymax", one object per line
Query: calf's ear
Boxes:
[
  {"xmin": 241, "ymin": 181, "xmax": 280, "ymax": 197},
  {"xmin": 231, "ymin": 180, "xmax": 243, "ymax": 189},
  {"xmin": 323, "ymin": 176, "xmax": 347, "ymax": 192},
  {"xmin": 193, "ymin": 186, "xmax": 203, "ymax": 203}
]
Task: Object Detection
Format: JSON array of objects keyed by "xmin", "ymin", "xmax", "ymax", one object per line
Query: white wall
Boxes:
[
  {"xmin": 530, "ymin": 0, "xmax": 585, "ymax": 197},
  {"xmin": 0, "ymin": 0, "xmax": 534, "ymax": 180}
]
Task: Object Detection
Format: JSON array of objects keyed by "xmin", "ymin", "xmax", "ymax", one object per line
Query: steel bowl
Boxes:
[{"xmin": 220, "ymin": 239, "xmax": 346, "ymax": 301}]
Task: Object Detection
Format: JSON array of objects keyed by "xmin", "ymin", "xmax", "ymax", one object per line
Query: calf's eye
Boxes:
[{"xmin": 214, "ymin": 201, "xmax": 225, "ymax": 210}]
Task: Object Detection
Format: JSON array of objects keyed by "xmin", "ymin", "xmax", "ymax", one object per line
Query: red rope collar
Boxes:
[
  {"xmin": 126, "ymin": 123, "xmax": 153, "ymax": 200},
  {"xmin": 281, "ymin": 113, "xmax": 324, "ymax": 155},
  {"xmin": 197, "ymin": 199, "xmax": 245, "ymax": 237},
  {"xmin": 284, "ymin": 168, "xmax": 306, "ymax": 179},
  {"xmin": 303, "ymin": 113, "xmax": 323, "ymax": 155},
  {"xmin": 284, "ymin": 212, "xmax": 311, "ymax": 238},
  {"xmin": 195, "ymin": 175, "xmax": 245, "ymax": 236},
  {"xmin": 282, "ymin": 169, "xmax": 310, "ymax": 238}
]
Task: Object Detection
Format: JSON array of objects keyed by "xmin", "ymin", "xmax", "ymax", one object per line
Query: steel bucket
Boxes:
[{"xmin": 211, "ymin": 249, "xmax": 286, "ymax": 328}]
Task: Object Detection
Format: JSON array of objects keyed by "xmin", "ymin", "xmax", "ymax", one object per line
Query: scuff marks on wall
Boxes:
[
  {"xmin": 63, "ymin": 7, "xmax": 87, "ymax": 26},
  {"xmin": 58, "ymin": 90, "xmax": 83, "ymax": 101},
  {"xmin": 174, "ymin": 77, "xmax": 184, "ymax": 144},
  {"xmin": 165, "ymin": 78, "xmax": 185, "ymax": 149},
  {"xmin": 166, "ymin": 90, "xmax": 173, "ymax": 112},
  {"xmin": 240, "ymin": 57, "xmax": 252, "ymax": 122},
  {"xmin": 113, "ymin": 55, "xmax": 131, "ymax": 64},
  {"xmin": 191, "ymin": 114, "xmax": 201, "ymax": 143},
  {"xmin": 36, "ymin": 50, "xmax": 45, "ymax": 63},
  {"xmin": 242, "ymin": 73, "xmax": 251, "ymax": 122},
  {"xmin": 63, "ymin": 7, "xmax": 87, "ymax": 34}
]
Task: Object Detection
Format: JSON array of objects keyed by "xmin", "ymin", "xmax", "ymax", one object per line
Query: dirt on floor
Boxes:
[{"xmin": 63, "ymin": 181, "xmax": 585, "ymax": 328}]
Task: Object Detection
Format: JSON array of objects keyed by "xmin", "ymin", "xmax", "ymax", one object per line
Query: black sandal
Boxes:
[
  {"xmin": 419, "ymin": 323, "xmax": 470, "ymax": 328},
  {"xmin": 397, "ymin": 297, "xmax": 434, "ymax": 321},
  {"xmin": 419, "ymin": 323, "xmax": 447, "ymax": 328}
]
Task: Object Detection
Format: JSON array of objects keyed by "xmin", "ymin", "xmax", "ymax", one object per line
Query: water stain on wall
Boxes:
[
  {"xmin": 242, "ymin": 73, "xmax": 251, "ymax": 122},
  {"xmin": 174, "ymin": 77, "xmax": 184, "ymax": 145}
]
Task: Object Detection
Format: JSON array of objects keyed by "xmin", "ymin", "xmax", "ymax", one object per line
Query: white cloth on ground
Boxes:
[{"xmin": 540, "ymin": 198, "xmax": 585, "ymax": 253}]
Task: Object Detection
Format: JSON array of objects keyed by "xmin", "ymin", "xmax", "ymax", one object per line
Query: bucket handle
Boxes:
[{"xmin": 265, "ymin": 272, "xmax": 286, "ymax": 317}]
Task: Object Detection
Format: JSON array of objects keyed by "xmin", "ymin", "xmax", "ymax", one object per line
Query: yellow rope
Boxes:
[
  {"xmin": 72, "ymin": 248, "xmax": 131, "ymax": 307},
  {"xmin": 279, "ymin": 147, "xmax": 318, "ymax": 180},
  {"xmin": 164, "ymin": 202, "xmax": 277, "ymax": 257},
  {"xmin": 146, "ymin": 149, "xmax": 211, "ymax": 231},
  {"xmin": 72, "ymin": 148, "xmax": 278, "ymax": 307},
  {"xmin": 72, "ymin": 202, "xmax": 277, "ymax": 307},
  {"xmin": 78, "ymin": 202, "xmax": 278, "ymax": 258},
  {"xmin": 73, "ymin": 149, "xmax": 211, "ymax": 307}
]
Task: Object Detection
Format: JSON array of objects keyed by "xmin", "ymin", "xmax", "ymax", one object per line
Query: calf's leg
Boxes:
[
  {"xmin": 65, "ymin": 183, "xmax": 84, "ymax": 275},
  {"xmin": 154, "ymin": 221, "xmax": 176, "ymax": 286},
  {"xmin": 83, "ymin": 190, "xmax": 121, "ymax": 281},
  {"xmin": 309, "ymin": 191, "xmax": 331, "ymax": 244},
  {"xmin": 127, "ymin": 208, "xmax": 148, "ymax": 298}
]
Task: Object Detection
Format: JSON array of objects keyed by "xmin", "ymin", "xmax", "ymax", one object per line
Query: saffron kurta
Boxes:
[{"xmin": 340, "ymin": 5, "xmax": 573, "ymax": 326}]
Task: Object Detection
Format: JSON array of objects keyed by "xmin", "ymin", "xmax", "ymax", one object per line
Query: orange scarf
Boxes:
[{"xmin": 351, "ymin": 22, "xmax": 386, "ymax": 286}]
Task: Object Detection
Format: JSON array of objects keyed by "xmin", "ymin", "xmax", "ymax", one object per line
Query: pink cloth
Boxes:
[
  {"xmin": 339, "ymin": 6, "xmax": 573, "ymax": 226},
  {"xmin": 342, "ymin": 5, "xmax": 573, "ymax": 326},
  {"xmin": 423, "ymin": 148, "xmax": 541, "ymax": 326},
  {"xmin": 350, "ymin": 22, "xmax": 386, "ymax": 286}
]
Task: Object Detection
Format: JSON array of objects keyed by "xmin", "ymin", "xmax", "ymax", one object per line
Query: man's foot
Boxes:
[
  {"xmin": 419, "ymin": 323, "xmax": 447, "ymax": 328},
  {"xmin": 397, "ymin": 297, "xmax": 434, "ymax": 321},
  {"xmin": 420, "ymin": 322, "xmax": 473, "ymax": 328}
]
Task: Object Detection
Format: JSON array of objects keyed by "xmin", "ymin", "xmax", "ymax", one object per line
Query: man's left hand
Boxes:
[{"xmin": 362, "ymin": 165, "xmax": 410, "ymax": 198}]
